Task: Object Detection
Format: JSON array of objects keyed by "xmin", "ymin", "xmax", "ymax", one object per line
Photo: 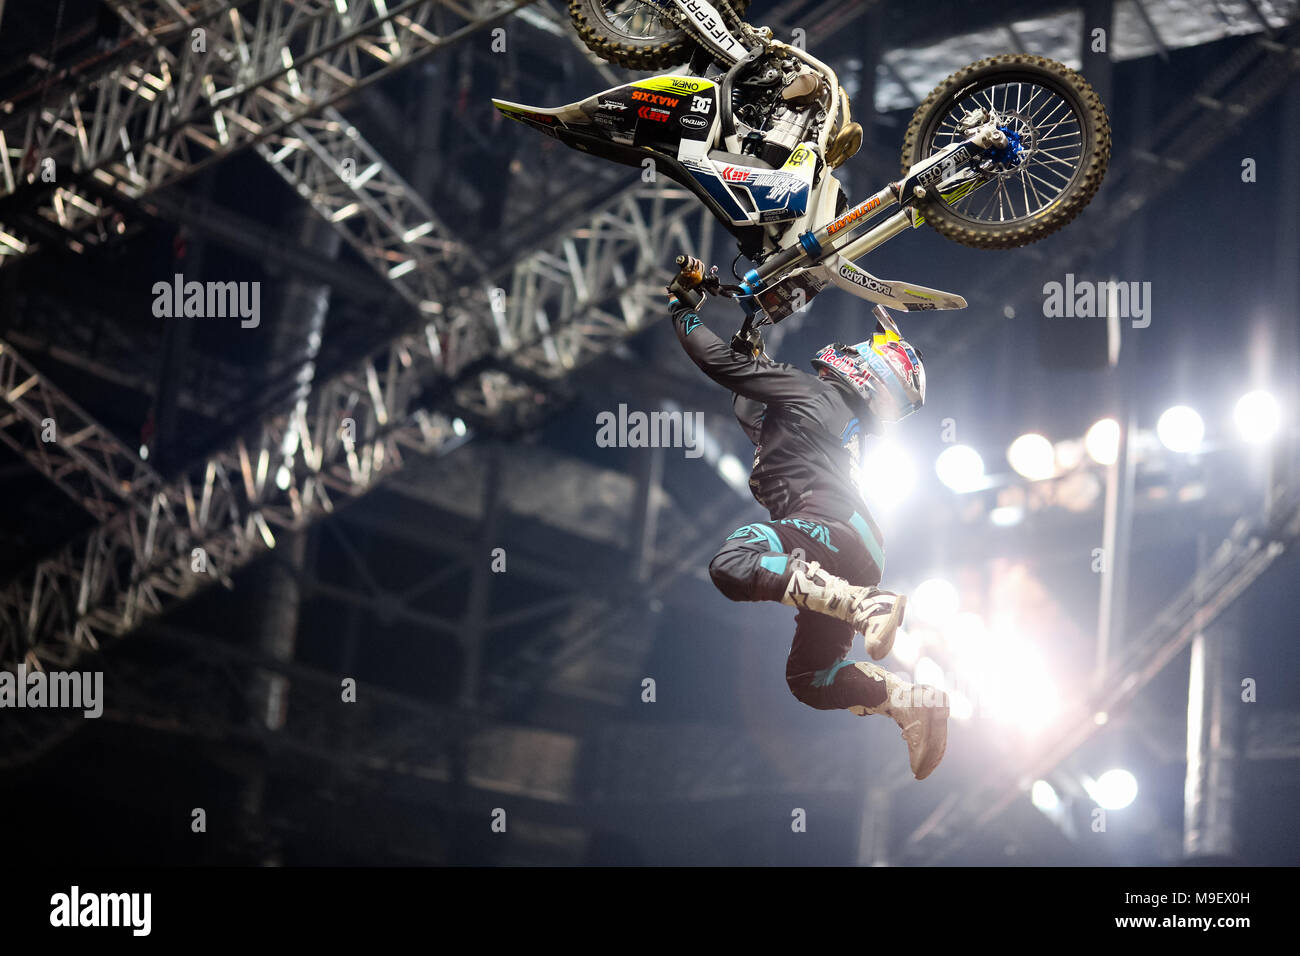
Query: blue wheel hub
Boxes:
[{"xmin": 984, "ymin": 125, "xmax": 1026, "ymax": 168}]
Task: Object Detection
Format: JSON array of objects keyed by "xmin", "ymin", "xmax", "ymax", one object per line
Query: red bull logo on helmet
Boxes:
[{"xmin": 816, "ymin": 346, "xmax": 873, "ymax": 389}]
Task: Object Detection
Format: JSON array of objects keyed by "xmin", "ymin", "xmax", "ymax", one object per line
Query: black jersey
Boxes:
[{"xmin": 670, "ymin": 300, "xmax": 879, "ymax": 524}]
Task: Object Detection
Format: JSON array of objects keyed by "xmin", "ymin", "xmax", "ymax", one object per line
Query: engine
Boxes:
[{"xmin": 730, "ymin": 55, "xmax": 831, "ymax": 169}]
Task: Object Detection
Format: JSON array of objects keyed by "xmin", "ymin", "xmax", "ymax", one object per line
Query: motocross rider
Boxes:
[{"xmin": 668, "ymin": 257, "xmax": 949, "ymax": 780}]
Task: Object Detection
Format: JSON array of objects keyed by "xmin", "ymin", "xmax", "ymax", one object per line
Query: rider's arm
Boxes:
[
  {"xmin": 733, "ymin": 395, "xmax": 765, "ymax": 445},
  {"xmin": 669, "ymin": 298, "xmax": 815, "ymax": 406}
]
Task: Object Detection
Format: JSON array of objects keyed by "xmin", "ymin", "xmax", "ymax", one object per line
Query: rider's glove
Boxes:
[{"xmin": 667, "ymin": 254, "xmax": 706, "ymax": 309}]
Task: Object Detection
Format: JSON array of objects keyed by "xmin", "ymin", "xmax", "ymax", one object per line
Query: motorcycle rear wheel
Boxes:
[
  {"xmin": 568, "ymin": 0, "xmax": 750, "ymax": 71},
  {"xmin": 901, "ymin": 54, "xmax": 1110, "ymax": 250}
]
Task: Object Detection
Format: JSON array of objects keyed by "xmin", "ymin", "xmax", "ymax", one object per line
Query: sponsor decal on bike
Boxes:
[
  {"xmin": 838, "ymin": 265, "xmax": 893, "ymax": 298},
  {"xmin": 634, "ymin": 76, "xmax": 714, "ymax": 95},
  {"xmin": 680, "ymin": 114, "xmax": 710, "ymax": 130},
  {"xmin": 753, "ymin": 170, "xmax": 806, "ymax": 205},
  {"xmin": 721, "ymin": 166, "xmax": 753, "ymax": 183},
  {"xmin": 683, "ymin": 0, "xmax": 737, "ymax": 49},
  {"xmin": 826, "ymin": 196, "xmax": 881, "ymax": 235},
  {"xmin": 638, "ymin": 106, "xmax": 671, "ymax": 123},
  {"xmin": 916, "ymin": 146, "xmax": 971, "ymax": 187},
  {"xmin": 599, "ymin": 99, "xmax": 628, "ymax": 111},
  {"xmin": 904, "ymin": 302, "xmax": 938, "ymax": 311},
  {"xmin": 500, "ymin": 105, "xmax": 556, "ymax": 126},
  {"xmin": 784, "ymin": 145, "xmax": 814, "ymax": 169},
  {"xmin": 631, "ymin": 90, "xmax": 679, "ymax": 107}
]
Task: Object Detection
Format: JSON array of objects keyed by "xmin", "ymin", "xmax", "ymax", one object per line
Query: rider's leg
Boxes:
[
  {"xmin": 786, "ymin": 610, "xmax": 950, "ymax": 781},
  {"xmin": 785, "ymin": 610, "xmax": 887, "ymax": 711},
  {"xmin": 707, "ymin": 518, "xmax": 903, "ymax": 658}
]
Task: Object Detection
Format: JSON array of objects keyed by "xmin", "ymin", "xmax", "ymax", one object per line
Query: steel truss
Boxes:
[
  {"xmin": 0, "ymin": 339, "xmax": 162, "ymax": 523},
  {"xmin": 0, "ymin": 184, "xmax": 716, "ymax": 669},
  {"xmin": 0, "ymin": 0, "xmax": 534, "ymax": 306}
]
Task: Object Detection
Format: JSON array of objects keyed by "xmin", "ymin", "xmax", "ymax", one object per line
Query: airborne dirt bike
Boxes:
[{"xmin": 493, "ymin": 0, "xmax": 1110, "ymax": 351}]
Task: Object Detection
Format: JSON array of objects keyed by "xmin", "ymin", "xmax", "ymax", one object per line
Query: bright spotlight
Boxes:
[
  {"xmin": 911, "ymin": 577, "xmax": 959, "ymax": 626},
  {"xmin": 943, "ymin": 611, "xmax": 987, "ymax": 660},
  {"xmin": 1007, "ymin": 433, "xmax": 1056, "ymax": 481},
  {"xmin": 1031, "ymin": 780, "xmax": 1060, "ymax": 812},
  {"xmin": 989, "ymin": 504, "xmax": 1024, "ymax": 527},
  {"xmin": 942, "ymin": 613, "xmax": 987, "ymax": 677},
  {"xmin": 889, "ymin": 625, "xmax": 922, "ymax": 668},
  {"xmin": 1090, "ymin": 768, "xmax": 1138, "ymax": 810},
  {"xmin": 915, "ymin": 656, "xmax": 945, "ymax": 690},
  {"xmin": 275, "ymin": 464, "xmax": 292, "ymax": 491},
  {"xmin": 1085, "ymin": 418, "xmax": 1120, "ymax": 465},
  {"xmin": 717, "ymin": 453, "xmax": 748, "ymax": 488},
  {"xmin": 935, "ymin": 444, "xmax": 985, "ymax": 493},
  {"xmin": 983, "ymin": 638, "xmax": 1059, "ymax": 733},
  {"xmin": 861, "ymin": 439, "xmax": 916, "ymax": 511},
  {"xmin": 452, "ymin": 417, "xmax": 468, "ymax": 437},
  {"xmin": 1156, "ymin": 405, "xmax": 1204, "ymax": 453},
  {"xmin": 948, "ymin": 688, "xmax": 974, "ymax": 721},
  {"xmin": 1234, "ymin": 389, "xmax": 1281, "ymax": 444}
]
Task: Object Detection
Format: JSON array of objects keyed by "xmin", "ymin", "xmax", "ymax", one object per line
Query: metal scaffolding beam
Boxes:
[
  {"xmin": 0, "ymin": 0, "xmax": 535, "ymax": 289},
  {"xmin": 0, "ymin": 183, "xmax": 715, "ymax": 670},
  {"xmin": 0, "ymin": 338, "xmax": 163, "ymax": 523}
]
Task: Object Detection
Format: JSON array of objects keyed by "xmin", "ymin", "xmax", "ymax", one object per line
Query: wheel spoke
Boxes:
[{"xmin": 925, "ymin": 75, "xmax": 1085, "ymax": 225}]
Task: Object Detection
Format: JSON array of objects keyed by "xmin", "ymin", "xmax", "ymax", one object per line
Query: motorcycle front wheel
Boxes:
[
  {"xmin": 901, "ymin": 54, "xmax": 1111, "ymax": 250},
  {"xmin": 568, "ymin": 0, "xmax": 750, "ymax": 71}
]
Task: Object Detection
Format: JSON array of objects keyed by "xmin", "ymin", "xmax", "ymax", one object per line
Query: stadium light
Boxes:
[
  {"xmin": 911, "ymin": 577, "xmax": 960, "ymax": 626},
  {"xmin": 1088, "ymin": 768, "xmax": 1138, "ymax": 810},
  {"xmin": 935, "ymin": 444, "xmax": 985, "ymax": 493},
  {"xmin": 1085, "ymin": 417, "xmax": 1120, "ymax": 465},
  {"xmin": 1234, "ymin": 389, "xmax": 1281, "ymax": 444},
  {"xmin": 1031, "ymin": 780, "xmax": 1060, "ymax": 812},
  {"xmin": 717, "ymin": 453, "xmax": 748, "ymax": 488},
  {"xmin": 990, "ymin": 504, "xmax": 1025, "ymax": 527},
  {"xmin": 1156, "ymin": 405, "xmax": 1204, "ymax": 453},
  {"xmin": 948, "ymin": 688, "xmax": 974, "ymax": 721},
  {"xmin": 890, "ymin": 625, "xmax": 923, "ymax": 668},
  {"xmin": 915, "ymin": 656, "xmax": 946, "ymax": 691},
  {"xmin": 862, "ymin": 439, "xmax": 916, "ymax": 511},
  {"xmin": 1007, "ymin": 433, "xmax": 1056, "ymax": 480}
]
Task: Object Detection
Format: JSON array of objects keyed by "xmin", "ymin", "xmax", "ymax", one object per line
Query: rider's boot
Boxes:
[
  {"xmin": 847, "ymin": 661, "xmax": 950, "ymax": 780},
  {"xmin": 779, "ymin": 559, "xmax": 906, "ymax": 660}
]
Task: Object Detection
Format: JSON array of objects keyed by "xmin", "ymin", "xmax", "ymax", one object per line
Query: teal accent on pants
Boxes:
[
  {"xmin": 811, "ymin": 659, "xmax": 857, "ymax": 688},
  {"xmin": 777, "ymin": 518, "xmax": 839, "ymax": 552},
  {"xmin": 727, "ymin": 522, "xmax": 782, "ymax": 553},
  {"xmin": 760, "ymin": 554, "xmax": 788, "ymax": 576},
  {"xmin": 848, "ymin": 511, "xmax": 885, "ymax": 573}
]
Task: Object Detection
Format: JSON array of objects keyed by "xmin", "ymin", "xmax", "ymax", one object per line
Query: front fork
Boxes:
[
  {"xmin": 738, "ymin": 129, "xmax": 1000, "ymax": 299},
  {"xmin": 674, "ymin": 127, "xmax": 1003, "ymax": 355}
]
